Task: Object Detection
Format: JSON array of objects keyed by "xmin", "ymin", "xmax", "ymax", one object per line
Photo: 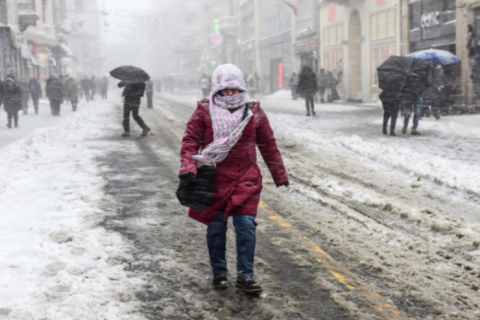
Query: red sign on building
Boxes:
[
  {"xmin": 328, "ymin": 5, "xmax": 335, "ymax": 21},
  {"xmin": 376, "ymin": 0, "xmax": 385, "ymax": 4}
]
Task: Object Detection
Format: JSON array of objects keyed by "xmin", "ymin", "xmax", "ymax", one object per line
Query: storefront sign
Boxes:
[
  {"xmin": 293, "ymin": 37, "xmax": 318, "ymax": 54},
  {"xmin": 376, "ymin": 0, "xmax": 385, "ymax": 4},
  {"xmin": 328, "ymin": 5, "xmax": 335, "ymax": 21},
  {"xmin": 421, "ymin": 12, "xmax": 442, "ymax": 29}
]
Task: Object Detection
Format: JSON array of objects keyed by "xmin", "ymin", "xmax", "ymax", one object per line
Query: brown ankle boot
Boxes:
[{"xmin": 411, "ymin": 128, "xmax": 421, "ymax": 135}]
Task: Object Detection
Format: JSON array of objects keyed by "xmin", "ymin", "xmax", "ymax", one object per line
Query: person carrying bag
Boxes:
[{"xmin": 177, "ymin": 64, "xmax": 289, "ymax": 294}]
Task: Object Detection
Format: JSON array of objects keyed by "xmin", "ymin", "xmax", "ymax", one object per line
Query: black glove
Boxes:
[
  {"xmin": 179, "ymin": 172, "xmax": 195, "ymax": 182},
  {"xmin": 276, "ymin": 181, "xmax": 289, "ymax": 188}
]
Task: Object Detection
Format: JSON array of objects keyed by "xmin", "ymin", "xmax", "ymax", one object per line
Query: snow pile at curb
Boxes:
[
  {"xmin": 336, "ymin": 135, "xmax": 480, "ymax": 195},
  {"xmin": 0, "ymin": 102, "xmax": 143, "ymax": 319},
  {"xmin": 266, "ymin": 89, "xmax": 292, "ymax": 100}
]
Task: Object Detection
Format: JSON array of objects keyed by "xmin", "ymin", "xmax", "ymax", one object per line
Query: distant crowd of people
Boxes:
[{"xmin": 0, "ymin": 75, "xmax": 110, "ymax": 128}]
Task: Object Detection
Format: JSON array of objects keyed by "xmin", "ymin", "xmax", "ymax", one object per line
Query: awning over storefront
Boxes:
[{"xmin": 293, "ymin": 37, "xmax": 318, "ymax": 54}]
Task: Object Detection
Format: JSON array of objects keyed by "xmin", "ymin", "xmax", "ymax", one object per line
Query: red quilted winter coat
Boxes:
[{"xmin": 179, "ymin": 100, "xmax": 288, "ymax": 225}]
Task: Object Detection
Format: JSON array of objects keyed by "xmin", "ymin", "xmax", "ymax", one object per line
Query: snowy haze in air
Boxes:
[{"xmin": 102, "ymin": 0, "xmax": 153, "ymax": 74}]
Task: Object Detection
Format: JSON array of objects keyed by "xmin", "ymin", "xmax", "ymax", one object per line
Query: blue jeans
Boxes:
[
  {"xmin": 404, "ymin": 98, "xmax": 422, "ymax": 128},
  {"xmin": 206, "ymin": 211, "xmax": 257, "ymax": 279}
]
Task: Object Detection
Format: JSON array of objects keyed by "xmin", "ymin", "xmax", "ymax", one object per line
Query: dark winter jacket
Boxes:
[
  {"xmin": 20, "ymin": 81, "xmax": 30, "ymax": 100},
  {"xmin": 28, "ymin": 79, "xmax": 42, "ymax": 100},
  {"xmin": 66, "ymin": 78, "xmax": 79, "ymax": 100},
  {"xmin": 317, "ymin": 71, "xmax": 328, "ymax": 88},
  {"xmin": 326, "ymin": 72, "xmax": 339, "ymax": 88},
  {"xmin": 100, "ymin": 78, "xmax": 109, "ymax": 92},
  {"xmin": 119, "ymin": 81, "xmax": 146, "ymax": 105},
  {"xmin": 0, "ymin": 81, "xmax": 4, "ymax": 106},
  {"xmin": 81, "ymin": 78, "xmax": 91, "ymax": 91},
  {"xmin": 3, "ymin": 79, "xmax": 22, "ymax": 112},
  {"xmin": 379, "ymin": 91, "xmax": 402, "ymax": 114},
  {"xmin": 46, "ymin": 77, "xmax": 64, "ymax": 101},
  {"xmin": 296, "ymin": 66, "xmax": 318, "ymax": 97},
  {"xmin": 180, "ymin": 100, "xmax": 288, "ymax": 226}
]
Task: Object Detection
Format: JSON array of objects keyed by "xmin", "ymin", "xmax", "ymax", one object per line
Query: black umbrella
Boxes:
[
  {"xmin": 109, "ymin": 65, "xmax": 150, "ymax": 83},
  {"xmin": 377, "ymin": 56, "xmax": 429, "ymax": 97}
]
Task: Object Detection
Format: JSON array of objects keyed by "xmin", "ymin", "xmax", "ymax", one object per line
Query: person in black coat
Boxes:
[
  {"xmin": 0, "ymin": 80, "xmax": 4, "ymax": 108},
  {"xmin": 296, "ymin": 66, "xmax": 318, "ymax": 116},
  {"xmin": 380, "ymin": 91, "xmax": 402, "ymax": 136},
  {"xmin": 46, "ymin": 75, "xmax": 64, "ymax": 116},
  {"xmin": 29, "ymin": 78, "xmax": 42, "ymax": 114},
  {"xmin": 19, "ymin": 79, "xmax": 30, "ymax": 114},
  {"xmin": 118, "ymin": 81, "xmax": 151, "ymax": 137},
  {"xmin": 3, "ymin": 77, "xmax": 22, "ymax": 128}
]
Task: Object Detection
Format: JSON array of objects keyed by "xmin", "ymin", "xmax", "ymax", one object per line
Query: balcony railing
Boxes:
[
  {"xmin": 17, "ymin": 0, "xmax": 39, "ymax": 32},
  {"xmin": 297, "ymin": 17, "xmax": 313, "ymax": 33},
  {"xmin": 218, "ymin": 15, "xmax": 240, "ymax": 37}
]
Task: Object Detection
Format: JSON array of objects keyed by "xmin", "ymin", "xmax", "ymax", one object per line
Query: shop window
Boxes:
[
  {"xmin": 324, "ymin": 50, "xmax": 343, "ymax": 76},
  {"xmin": 324, "ymin": 29, "xmax": 330, "ymax": 46},
  {"xmin": 371, "ymin": 45, "xmax": 395, "ymax": 86},
  {"xmin": 387, "ymin": 10, "xmax": 395, "ymax": 37},
  {"xmin": 337, "ymin": 25, "xmax": 343, "ymax": 44},
  {"xmin": 330, "ymin": 27, "xmax": 336, "ymax": 44},
  {"xmin": 370, "ymin": 14, "xmax": 377, "ymax": 40},
  {"xmin": 378, "ymin": 12, "xmax": 386, "ymax": 38}
]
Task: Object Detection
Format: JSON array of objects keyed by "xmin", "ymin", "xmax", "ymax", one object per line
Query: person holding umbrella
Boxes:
[
  {"xmin": 110, "ymin": 65, "xmax": 151, "ymax": 137},
  {"xmin": 377, "ymin": 56, "xmax": 429, "ymax": 136}
]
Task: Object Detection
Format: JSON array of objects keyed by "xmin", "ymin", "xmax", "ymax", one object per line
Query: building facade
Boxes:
[{"xmin": 319, "ymin": 0, "xmax": 402, "ymax": 102}]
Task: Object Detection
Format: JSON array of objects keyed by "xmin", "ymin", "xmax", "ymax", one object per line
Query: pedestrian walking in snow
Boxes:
[
  {"xmin": 326, "ymin": 71, "xmax": 340, "ymax": 102},
  {"xmin": 199, "ymin": 74, "xmax": 210, "ymax": 99},
  {"xmin": 28, "ymin": 78, "xmax": 42, "ymax": 114},
  {"xmin": 46, "ymin": 75, "xmax": 64, "ymax": 116},
  {"xmin": 3, "ymin": 78, "xmax": 21, "ymax": 128},
  {"xmin": 145, "ymin": 79, "xmax": 154, "ymax": 108},
  {"xmin": 296, "ymin": 66, "xmax": 318, "ymax": 116},
  {"xmin": 19, "ymin": 79, "xmax": 30, "ymax": 115},
  {"xmin": 317, "ymin": 69, "xmax": 328, "ymax": 103},
  {"xmin": 402, "ymin": 59, "xmax": 432, "ymax": 136},
  {"xmin": 90, "ymin": 76, "xmax": 97, "ymax": 100},
  {"xmin": 380, "ymin": 91, "xmax": 402, "ymax": 136},
  {"xmin": 100, "ymin": 76, "xmax": 109, "ymax": 99},
  {"xmin": 179, "ymin": 64, "xmax": 289, "ymax": 294},
  {"xmin": 247, "ymin": 74, "xmax": 257, "ymax": 98},
  {"xmin": 81, "ymin": 76, "xmax": 91, "ymax": 101},
  {"xmin": 0, "ymin": 80, "xmax": 4, "ymax": 109},
  {"xmin": 66, "ymin": 77, "xmax": 79, "ymax": 111},
  {"xmin": 288, "ymin": 72, "xmax": 299, "ymax": 100},
  {"xmin": 118, "ymin": 81, "xmax": 151, "ymax": 137}
]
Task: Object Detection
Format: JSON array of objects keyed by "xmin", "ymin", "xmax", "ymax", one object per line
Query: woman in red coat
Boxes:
[{"xmin": 179, "ymin": 64, "xmax": 288, "ymax": 293}]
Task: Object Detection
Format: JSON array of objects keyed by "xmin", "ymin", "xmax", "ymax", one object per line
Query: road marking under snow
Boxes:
[{"xmin": 154, "ymin": 106, "xmax": 408, "ymax": 319}]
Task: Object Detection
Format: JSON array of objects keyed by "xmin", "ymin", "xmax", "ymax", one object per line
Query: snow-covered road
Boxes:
[
  {"xmin": 0, "ymin": 99, "xmax": 78, "ymax": 149},
  {"xmin": 2, "ymin": 91, "xmax": 480, "ymax": 319}
]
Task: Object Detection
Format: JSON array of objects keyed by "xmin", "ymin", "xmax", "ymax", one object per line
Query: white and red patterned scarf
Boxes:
[{"xmin": 193, "ymin": 64, "xmax": 253, "ymax": 167}]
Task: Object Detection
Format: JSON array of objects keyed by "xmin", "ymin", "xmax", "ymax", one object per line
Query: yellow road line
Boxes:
[
  {"xmin": 156, "ymin": 107, "xmax": 408, "ymax": 319},
  {"xmin": 259, "ymin": 201, "xmax": 407, "ymax": 319}
]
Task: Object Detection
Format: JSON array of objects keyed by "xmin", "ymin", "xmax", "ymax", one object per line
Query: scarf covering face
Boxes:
[{"xmin": 193, "ymin": 64, "xmax": 253, "ymax": 167}]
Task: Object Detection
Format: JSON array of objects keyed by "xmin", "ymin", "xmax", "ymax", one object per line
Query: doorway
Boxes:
[{"xmin": 348, "ymin": 9, "xmax": 362, "ymax": 101}]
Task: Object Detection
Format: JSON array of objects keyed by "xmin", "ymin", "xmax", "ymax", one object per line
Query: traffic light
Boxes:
[{"xmin": 214, "ymin": 19, "xmax": 219, "ymax": 33}]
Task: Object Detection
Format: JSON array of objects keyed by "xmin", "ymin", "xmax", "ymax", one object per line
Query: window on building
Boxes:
[
  {"xmin": 371, "ymin": 9, "xmax": 395, "ymax": 40},
  {"xmin": 370, "ymin": 13, "xmax": 377, "ymax": 40},
  {"xmin": 324, "ymin": 25, "xmax": 343, "ymax": 46},
  {"xmin": 371, "ymin": 45, "xmax": 395, "ymax": 86}
]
